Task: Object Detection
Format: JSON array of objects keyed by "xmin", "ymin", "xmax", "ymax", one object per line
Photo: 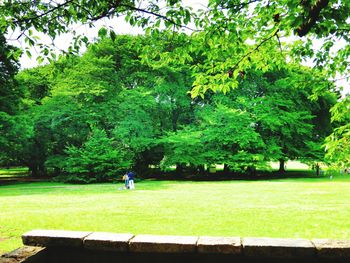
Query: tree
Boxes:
[
  {"xmin": 211, "ymin": 67, "xmax": 336, "ymax": 172},
  {"xmin": 160, "ymin": 127, "xmax": 205, "ymax": 172},
  {"xmin": 2, "ymin": 0, "xmax": 349, "ymax": 166},
  {"xmin": 112, "ymin": 88, "xmax": 161, "ymax": 174},
  {"xmin": 13, "ymin": 34, "xmax": 336, "ymax": 178},
  {"xmin": 3, "ymin": 1, "xmax": 349, "ymax": 79},
  {"xmin": 161, "ymin": 103, "xmax": 266, "ymax": 173},
  {"xmin": 325, "ymin": 97, "xmax": 350, "ymax": 168},
  {"xmin": 0, "ymin": 112, "xmax": 32, "ymax": 167},
  {"xmin": 30, "ymin": 95, "xmax": 91, "ymax": 176},
  {"xmin": 88, "ymin": 35, "xmax": 196, "ymax": 174},
  {"xmin": 62, "ymin": 128, "xmax": 133, "ymax": 183},
  {"xmin": 12, "ymin": 34, "xmax": 194, "ymax": 178},
  {"xmin": 0, "ymin": 32, "xmax": 24, "ymax": 166},
  {"xmin": 200, "ymin": 104, "xmax": 266, "ymax": 172},
  {"xmin": 16, "ymin": 65, "xmax": 53, "ymax": 105},
  {"xmin": 0, "ymin": 33, "xmax": 21, "ymax": 114}
]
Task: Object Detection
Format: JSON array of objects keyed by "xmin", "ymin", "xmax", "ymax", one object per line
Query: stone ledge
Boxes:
[
  {"xmin": 243, "ymin": 237, "xmax": 315, "ymax": 258},
  {"xmin": 313, "ymin": 239, "xmax": 350, "ymax": 258},
  {"xmin": 19, "ymin": 230, "xmax": 350, "ymax": 260},
  {"xmin": 84, "ymin": 232, "xmax": 134, "ymax": 252},
  {"xmin": 129, "ymin": 235, "xmax": 198, "ymax": 253},
  {"xmin": 0, "ymin": 246, "xmax": 45, "ymax": 263},
  {"xmin": 22, "ymin": 230, "xmax": 92, "ymax": 248},
  {"xmin": 197, "ymin": 236, "xmax": 241, "ymax": 254}
]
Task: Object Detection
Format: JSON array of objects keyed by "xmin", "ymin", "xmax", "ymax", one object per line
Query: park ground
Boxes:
[{"xmin": 1, "ymin": 169, "xmax": 350, "ymax": 254}]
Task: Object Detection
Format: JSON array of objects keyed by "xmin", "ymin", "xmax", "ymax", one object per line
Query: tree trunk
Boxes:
[
  {"xmin": 279, "ymin": 159, "xmax": 286, "ymax": 173},
  {"xmin": 315, "ymin": 163, "xmax": 320, "ymax": 176},
  {"xmin": 29, "ymin": 163, "xmax": 46, "ymax": 177},
  {"xmin": 53, "ymin": 167, "xmax": 61, "ymax": 176},
  {"xmin": 175, "ymin": 163, "xmax": 184, "ymax": 174},
  {"xmin": 247, "ymin": 166, "xmax": 256, "ymax": 176},
  {"xmin": 223, "ymin": 164, "xmax": 230, "ymax": 173},
  {"xmin": 133, "ymin": 160, "xmax": 148, "ymax": 176},
  {"xmin": 29, "ymin": 164, "xmax": 37, "ymax": 177},
  {"xmin": 197, "ymin": 165, "xmax": 205, "ymax": 174},
  {"xmin": 172, "ymin": 110, "xmax": 179, "ymax": 132}
]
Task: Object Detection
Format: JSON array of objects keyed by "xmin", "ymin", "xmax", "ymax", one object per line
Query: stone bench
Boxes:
[{"xmin": 2, "ymin": 230, "xmax": 350, "ymax": 262}]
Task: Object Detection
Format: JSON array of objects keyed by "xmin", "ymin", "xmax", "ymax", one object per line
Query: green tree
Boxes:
[
  {"xmin": 3, "ymin": 1, "xmax": 348, "ymax": 89},
  {"xmin": 16, "ymin": 65, "xmax": 54, "ymax": 105},
  {"xmin": 3, "ymin": 0, "xmax": 349, "ymax": 167},
  {"xmin": 325, "ymin": 97, "xmax": 350, "ymax": 167},
  {"xmin": 161, "ymin": 104, "xmax": 265, "ymax": 173},
  {"xmin": 161, "ymin": 127, "xmax": 205, "ymax": 173},
  {"xmin": 211, "ymin": 67, "xmax": 336, "ymax": 172},
  {"xmin": 62, "ymin": 128, "xmax": 133, "ymax": 183},
  {"xmin": 0, "ymin": 33, "xmax": 20, "ymax": 114},
  {"xmin": 0, "ymin": 32, "xmax": 24, "ymax": 166},
  {"xmin": 112, "ymin": 88, "xmax": 161, "ymax": 174},
  {"xmin": 199, "ymin": 104, "xmax": 266, "ymax": 172},
  {"xmin": 31, "ymin": 95, "xmax": 91, "ymax": 176}
]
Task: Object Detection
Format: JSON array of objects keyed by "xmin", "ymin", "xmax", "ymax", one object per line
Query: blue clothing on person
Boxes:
[
  {"xmin": 127, "ymin": 171, "xmax": 135, "ymax": 189},
  {"xmin": 127, "ymin": 171, "xmax": 135, "ymax": 180}
]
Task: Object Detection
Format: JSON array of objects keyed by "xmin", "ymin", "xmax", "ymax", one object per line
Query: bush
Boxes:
[{"xmin": 60, "ymin": 128, "xmax": 133, "ymax": 183}]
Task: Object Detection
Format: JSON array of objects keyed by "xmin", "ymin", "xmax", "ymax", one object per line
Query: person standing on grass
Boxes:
[
  {"xmin": 122, "ymin": 173, "xmax": 129, "ymax": 189},
  {"xmin": 127, "ymin": 171, "xmax": 135, "ymax": 190}
]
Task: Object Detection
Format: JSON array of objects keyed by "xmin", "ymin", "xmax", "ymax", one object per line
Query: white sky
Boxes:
[
  {"xmin": 11, "ymin": 17, "xmax": 144, "ymax": 68},
  {"xmin": 8, "ymin": 0, "xmax": 349, "ymax": 94}
]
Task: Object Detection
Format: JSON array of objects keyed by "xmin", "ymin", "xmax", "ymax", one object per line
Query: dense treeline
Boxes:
[{"xmin": 1, "ymin": 34, "xmax": 337, "ymax": 182}]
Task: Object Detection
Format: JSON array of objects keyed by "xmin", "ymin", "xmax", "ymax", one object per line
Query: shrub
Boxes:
[{"xmin": 60, "ymin": 128, "xmax": 133, "ymax": 183}]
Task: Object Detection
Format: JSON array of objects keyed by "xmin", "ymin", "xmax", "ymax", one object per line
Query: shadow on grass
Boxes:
[{"xmin": 144, "ymin": 170, "xmax": 350, "ymax": 184}]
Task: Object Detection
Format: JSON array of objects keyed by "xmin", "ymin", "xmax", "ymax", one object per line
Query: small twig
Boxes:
[
  {"xmin": 16, "ymin": 30, "xmax": 26, "ymax": 40},
  {"xmin": 14, "ymin": 0, "xmax": 75, "ymax": 24},
  {"xmin": 218, "ymin": 0, "xmax": 262, "ymax": 11},
  {"xmin": 330, "ymin": 75, "xmax": 350, "ymax": 82},
  {"xmin": 119, "ymin": 4, "xmax": 200, "ymax": 32},
  {"xmin": 276, "ymin": 33, "xmax": 283, "ymax": 53},
  {"xmin": 230, "ymin": 28, "xmax": 280, "ymax": 72}
]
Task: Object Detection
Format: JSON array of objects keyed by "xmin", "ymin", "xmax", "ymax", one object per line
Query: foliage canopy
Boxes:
[{"xmin": 0, "ymin": 0, "xmax": 349, "ymax": 175}]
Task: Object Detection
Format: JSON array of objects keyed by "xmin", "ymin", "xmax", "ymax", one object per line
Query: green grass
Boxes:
[
  {"xmin": 0, "ymin": 167, "xmax": 29, "ymax": 178},
  {"xmin": 1, "ymin": 175, "xmax": 350, "ymax": 254}
]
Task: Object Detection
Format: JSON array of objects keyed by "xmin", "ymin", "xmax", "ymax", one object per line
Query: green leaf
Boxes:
[
  {"xmin": 110, "ymin": 30, "xmax": 116, "ymax": 42},
  {"xmin": 25, "ymin": 50, "xmax": 32, "ymax": 58},
  {"xmin": 98, "ymin": 27, "xmax": 108, "ymax": 38}
]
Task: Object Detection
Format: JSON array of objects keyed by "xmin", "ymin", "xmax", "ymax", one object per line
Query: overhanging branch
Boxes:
[
  {"xmin": 13, "ymin": 0, "xmax": 75, "ymax": 24},
  {"xmin": 296, "ymin": 0, "xmax": 330, "ymax": 37},
  {"xmin": 230, "ymin": 28, "xmax": 280, "ymax": 73}
]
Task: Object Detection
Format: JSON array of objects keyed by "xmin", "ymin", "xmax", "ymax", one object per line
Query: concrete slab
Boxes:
[
  {"xmin": 22, "ymin": 230, "xmax": 91, "ymax": 248},
  {"xmin": 84, "ymin": 232, "xmax": 134, "ymax": 252},
  {"xmin": 313, "ymin": 239, "xmax": 350, "ymax": 258},
  {"xmin": 197, "ymin": 236, "xmax": 241, "ymax": 254},
  {"xmin": 129, "ymin": 235, "xmax": 198, "ymax": 253}
]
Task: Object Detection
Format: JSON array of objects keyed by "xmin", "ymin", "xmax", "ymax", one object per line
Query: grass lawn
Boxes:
[
  {"xmin": 0, "ymin": 167, "xmax": 29, "ymax": 178},
  {"xmin": 1, "ymin": 175, "xmax": 350, "ymax": 254}
]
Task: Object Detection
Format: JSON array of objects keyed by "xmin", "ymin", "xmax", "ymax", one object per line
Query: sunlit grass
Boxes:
[
  {"xmin": 0, "ymin": 167, "xmax": 29, "ymax": 178},
  {"xmin": 1, "ymin": 175, "xmax": 350, "ymax": 254}
]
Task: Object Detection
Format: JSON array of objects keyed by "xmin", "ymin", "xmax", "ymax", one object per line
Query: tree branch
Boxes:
[
  {"xmin": 230, "ymin": 28, "xmax": 280, "ymax": 72},
  {"xmin": 276, "ymin": 33, "xmax": 283, "ymax": 53},
  {"xmin": 330, "ymin": 75, "xmax": 350, "ymax": 82},
  {"xmin": 118, "ymin": 3, "xmax": 200, "ymax": 32},
  {"xmin": 219, "ymin": 0, "xmax": 262, "ymax": 11},
  {"xmin": 14, "ymin": 0, "xmax": 75, "ymax": 24},
  {"xmin": 86, "ymin": 2, "xmax": 200, "ymax": 32},
  {"xmin": 296, "ymin": 0, "xmax": 330, "ymax": 37}
]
